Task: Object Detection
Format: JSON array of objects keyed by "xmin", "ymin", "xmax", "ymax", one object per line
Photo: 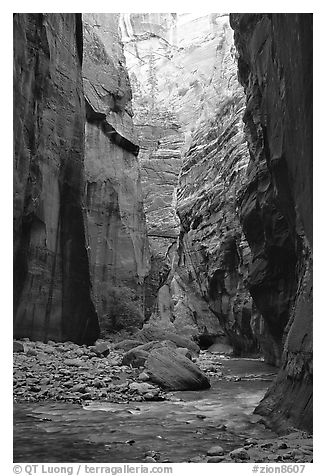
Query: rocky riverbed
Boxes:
[
  {"xmin": 13, "ymin": 338, "xmax": 168, "ymax": 404},
  {"xmin": 13, "ymin": 338, "xmax": 312, "ymax": 463}
]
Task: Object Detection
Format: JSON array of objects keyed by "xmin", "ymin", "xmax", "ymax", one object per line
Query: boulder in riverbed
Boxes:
[
  {"xmin": 145, "ymin": 347, "xmax": 210, "ymax": 390},
  {"xmin": 129, "ymin": 382, "xmax": 156, "ymax": 394},
  {"xmin": 207, "ymin": 456, "xmax": 225, "ymax": 463},
  {"xmin": 207, "ymin": 445, "xmax": 224, "ymax": 456},
  {"xmin": 93, "ymin": 342, "xmax": 111, "ymax": 357},
  {"xmin": 13, "ymin": 341, "xmax": 24, "ymax": 353},
  {"xmin": 138, "ymin": 372, "xmax": 150, "ymax": 381},
  {"xmin": 229, "ymin": 448, "xmax": 250, "ymax": 460}
]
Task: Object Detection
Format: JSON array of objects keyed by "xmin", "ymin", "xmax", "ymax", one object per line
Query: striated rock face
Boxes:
[
  {"xmin": 175, "ymin": 16, "xmax": 267, "ymax": 354},
  {"xmin": 230, "ymin": 14, "xmax": 312, "ymax": 431},
  {"xmin": 13, "ymin": 14, "xmax": 99, "ymax": 344},
  {"xmin": 177, "ymin": 102, "xmax": 263, "ymax": 355},
  {"xmin": 82, "ymin": 14, "xmax": 151, "ymax": 333},
  {"xmin": 120, "ymin": 13, "xmax": 182, "ymax": 318},
  {"xmin": 122, "ymin": 14, "xmax": 253, "ymax": 344}
]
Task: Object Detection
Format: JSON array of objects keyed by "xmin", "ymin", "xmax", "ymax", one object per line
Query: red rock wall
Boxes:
[
  {"xmin": 230, "ymin": 13, "xmax": 312, "ymax": 431},
  {"xmin": 13, "ymin": 14, "xmax": 99, "ymax": 344}
]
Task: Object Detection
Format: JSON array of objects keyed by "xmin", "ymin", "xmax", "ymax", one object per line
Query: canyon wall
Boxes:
[
  {"xmin": 13, "ymin": 14, "xmax": 99, "ymax": 344},
  {"xmin": 230, "ymin": 13, "xmax": 312, "ymax": 431},
  {"xmin": 121, "ymin": 13, "xmax": 262, "ymax": 346},
  {"xmin": 176, "ymin": 17, "xmax": 269, "ymax": 355},
  {"xmin": 82, "ymin": 14, "xmax": 151, "ymax": 334},
  {"xmin": 120, "ymin": 13, "xmax": 185, "ymax": 319}
]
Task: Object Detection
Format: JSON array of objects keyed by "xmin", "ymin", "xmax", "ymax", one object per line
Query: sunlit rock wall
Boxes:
[
  {"xmin": 121, "ymin": 14, "xmax": 237, "ymax": 338},
  {"xmin": 122, "ymin": 14, "xmax": 266, "ymax": 351}
]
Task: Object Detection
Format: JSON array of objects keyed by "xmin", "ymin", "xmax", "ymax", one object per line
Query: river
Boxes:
[{"xmin": 14, "ymin": 357, "xmax": 278, "ymax": 462}]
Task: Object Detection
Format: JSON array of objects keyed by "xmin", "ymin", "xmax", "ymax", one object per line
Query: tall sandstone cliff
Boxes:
[
  {"xmin": 230, "ymin": 14, "xmax": 312, "ymax": 431},
  {"xmin": 13, "ymin": 14, "xmax": 99, "ymax": 344},
  {"xmin": 82, "ymin": 14, "xmax": 151, "ymax": 334},
  {"xmin": 176, "ymin": 17, "xmax": 269, "ymax": 355},
  {"xmin": 121, "ymin": 13, "xmax": 261, "ymax": 345}
]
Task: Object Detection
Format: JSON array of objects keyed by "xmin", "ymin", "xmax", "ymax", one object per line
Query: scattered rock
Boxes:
[
  {"xmin": 207, "ymin": 456, "xmax": 225, "ymax": 463},
  {"xmin": 26, "ymin": 348, "xmax": 37, "ymax": 357},
  {"xmin": 261, "ymin": 442, "xmax": 273, "ymax": 448},
  {"xmin": 207, "ymin": 445, "xmax": 224, "ymax": 456},
  {"xmin": 94, "ymin": 342, "xmax": 111, "ymax": 357},
  {"xmin": 63, "ymin": 358, "xmax": 88, "ymax": 368},
  {"xmin": 283, "ymin": 452, "xmax": 293, "ymax": 460},
  {"xmin": 277, "ymin": 442, "xmax": 288, "ymax": 450},
  {"xmin": 229, "ymin": 448, "xmax": 250, "ymax": 460},
  {"xmin": 13, "ymin": 341, "xmax": 24, "ymax": 353},
  {"xmin": 129, "ymin": 382, "xmax": 156, "ymax": 394},
  {"xmin": 245, "ymin": 438, "xmax": 257, "ymax": 445},
  {"xmin": 138, "ymin": 372, "xmax": 150, "ymax": 381},
  {"xmin": 189, "ymin": 456, "xmax": 204, "ymax": 463},
  {"xmin": 216, "ymin": 424, "xmax": 227, "ymax": 431},
  {"xmin": 70, "ymin": 384, "xmax": 87, "ymax": 393},
  {"xmin": 291, "ymin": 449, "xmax": 303, "ymax": 459},
  {"xmin": 144, "ymin": 450, "xmax": 157, "ymax": 458},
  {"xmin": 196, "ymin": 414, "xmax": 206, "ymax": 420}
]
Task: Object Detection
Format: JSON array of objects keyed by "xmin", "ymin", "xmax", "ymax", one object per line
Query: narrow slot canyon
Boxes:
[{"xmin": 13, "ymin": 13, "xmax": 313, "ymax": 464}]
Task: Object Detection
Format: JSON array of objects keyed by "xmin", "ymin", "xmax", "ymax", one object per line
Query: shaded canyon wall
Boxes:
[
  {"xmin": 13, "ymin": 14, "xmax": 99, "ymax": 344},
  {"xmin": 82, "ymin": 14, "xmax": 151, "ymax": 335},
  {"xmin": 230, "ymin": 13, "xmax": 312, "ymax": 431}
]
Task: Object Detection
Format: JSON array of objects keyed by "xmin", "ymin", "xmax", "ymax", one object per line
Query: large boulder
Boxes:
[
  {"xmin": 136, "ymin": 324, "xmax": 200, "ymax": 355},
  {"xmin": 121, "ymin": 340, "xmax": 177, "ymax": 368},
  {"xmin": 93, "ymin": 342, "xmax": 111, "ymax": 357},
  {"xmin": 13, "ymin": 341, "xmax": 24, "ymax": 353},
  {"xmin": 145, "ymin": 347, "xmax": 210, "ymax": 390}
]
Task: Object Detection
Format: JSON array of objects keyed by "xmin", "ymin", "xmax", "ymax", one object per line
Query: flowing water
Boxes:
[{"xmin": 14, "ymin": 357, "xmax": 277, "ymax": 462}]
